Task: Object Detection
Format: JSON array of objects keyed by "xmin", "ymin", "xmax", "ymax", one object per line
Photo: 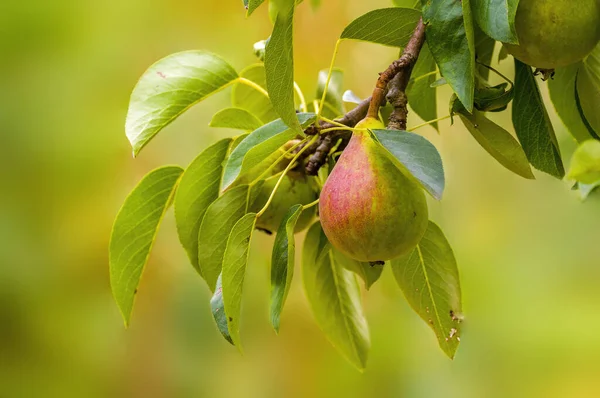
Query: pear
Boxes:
[
  {"xmin": 319, "ymin": 117, "xmax": 428, "ymax": 262},
  {"xmin": 504, "ymin": 0, "xmax": 600, "ymax": 69},
  {"xmin": 252, "ymin": 173, "xmax": 317, "ymax": 234}
]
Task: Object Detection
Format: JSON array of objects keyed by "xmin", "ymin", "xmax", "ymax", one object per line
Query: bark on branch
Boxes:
[{"xmin": 300, "ymin": 17, "xmax": 427, "ymax": 174}]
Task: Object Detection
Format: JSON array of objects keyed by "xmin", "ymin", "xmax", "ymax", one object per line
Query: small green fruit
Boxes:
[
  {"xmin": 504, "ymin": 0, "xmax": 600, "ymax": 69},
  {"xmin": 252, "ymin": 174, "xmax": 317, "ymax": 234},
  {"xmin": 319, "ymin": 117, "xmax": 428, "ymax": 262}
]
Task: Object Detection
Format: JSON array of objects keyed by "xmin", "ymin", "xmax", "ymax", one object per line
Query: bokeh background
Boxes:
[{"xmin": 2, "ymin": 0, "xmax": 600, "ymax": 397}]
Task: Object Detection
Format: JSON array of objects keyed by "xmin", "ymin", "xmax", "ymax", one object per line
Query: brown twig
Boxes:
[{"xmin": 300, "ymin": 17, "xmax": 427, "ymax": 174}]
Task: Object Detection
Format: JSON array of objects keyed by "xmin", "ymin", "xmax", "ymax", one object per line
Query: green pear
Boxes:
[
  {"xmin": 252, "ymin": 173, "xmax": 317, "ymax": 234},
  {"xmin": 504, "ymin": 0, "xmax": 600, "ymax": 69},
  {"xmin": 319, "ymin": 117, "xmax": 428, "ymax": 262}
]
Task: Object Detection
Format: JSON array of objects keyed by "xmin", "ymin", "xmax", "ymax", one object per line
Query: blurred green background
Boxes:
[{"xmin": 2, "ymin": 0, "xmax": 600, "ymax": 397}]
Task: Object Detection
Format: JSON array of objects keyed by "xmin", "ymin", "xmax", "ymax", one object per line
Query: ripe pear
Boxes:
[
  {"xmin": 252, "ymin": 173, "xmax": 317, "ymax": 234},
  {"xmin": 319, "ymin": 117, "xmax": 428, "ymax": 262},
  {"xmin": 504, "ymin": 0, "xmax": 600, "ymax": 69}
]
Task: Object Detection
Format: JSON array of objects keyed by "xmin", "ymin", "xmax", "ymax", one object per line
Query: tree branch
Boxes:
[{"xmin": 300, "ymin": 17, "xmax": 427, "ymax": 174}]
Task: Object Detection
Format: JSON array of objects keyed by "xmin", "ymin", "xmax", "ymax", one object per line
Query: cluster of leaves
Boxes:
[{"xmin": 110, "ymin": 0, "xmax": 600, "ymax": 370}]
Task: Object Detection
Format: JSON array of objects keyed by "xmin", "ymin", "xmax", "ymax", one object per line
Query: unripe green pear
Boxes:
[
  {"xmin": 252, "ymin": 174, "xmax": 317, "ymax": 234},
  {"xmin": 504, "ymin": 0, "xmax": 600, "ymax": 69},
  {"xmin": 319, "ymin": 117, "xmax": 428, "ymax": 262}
]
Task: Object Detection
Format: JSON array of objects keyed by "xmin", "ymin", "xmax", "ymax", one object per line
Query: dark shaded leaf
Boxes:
[
  {"xmin": 576, "ymin": 43, "xmax": 600, "ymax": 137},
  {"xmin": 270, "ymin": 205, "xmax": 303, "ymax": 332},
  {"xmin": 407, "ymin": 43, "xmax": 438, "ymax": 130},
  {"xmin": 471, "ymin": 0, "xmax": 519, "ymax": 44},
  {"xmin": 265, "ymin": 1, "xmax": 302, "ymax": 132},
  {"xmin": 512, "ymin": 60, "xmax": 564, "ymax": 178},
  {"xmin": 423, "ymin": 0, "xmax": 475, "ymax": 111},
  {"xmin": 232, "ymin": 64, "xmax": 279, "ymax": 124}
]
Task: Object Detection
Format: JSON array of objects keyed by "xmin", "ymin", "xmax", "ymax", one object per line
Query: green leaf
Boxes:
[
  {"xmin": 270, "ymin": 204, "xmax": 303, "ymax": 332},
  {"xmin": 471, "ymin": 0, "xmax": 519, "ymax": 44},
  {"xmin": 197, "ymin": 185, "xmax": 251, "ymax": 291},
  {"xmin": 174, "ymin": 139, "xmax": 232, "ymax": 274},
  {"xmin": 222, "ymin": 213, "xmax": 257, "ymax": 349},
  {"xmin": 209, "ymin": 108, "xmax": 263, "ymax": 131},
  {"xmin": 125, "ymin": 51, "xmax": 238, "ymax": 156},
  {"xmin": 423, "ymin": 0, "xmax": 475, "ymax": 111},
  {"xmin": 340, "ymin": 7, "xmax": 422, "ymax": 48},
  {"xmin": 333, "ymin": 249, "xmax": 383, "ymax": 290},
  {"xmin": 407, "ymin": 43, "xmax": 437, "ymax": 130},
  {"xmin": 210, "ymin": 273, "xmax": 233, "ymax": 345},
  {"xmin": 265, "ymin": 1, "xmax": 302, "ymax": 133},
  {"xmin": 391, "ymin": 221, "xmax": 462, "ymax": 359},
  {"xmin": 474, "ymin": 25, "xmax": 497, "ymax": 81},
  {"xmin": 576, "ymin": 43, "xmax": 600, "ymax": 137},
  {"xmin": 548, "ymin": 63, "xmax": 596, "ymax": 143},
  {"xmin": 474, "ymin": 83, "xmax": 513, "ymax": 112},
  {"xmin": 221, "ymin": 112, "xmax": 315, "ymax": 190},
  {"xmin": 458, "ymin": 110, "xmax": 534, "ymax": 179},
  {"xmin": 512, "ymin": 60, "xmax": 565, "ymax": 178},
  {"xmin": 246, "ymin": 0, "xmax": 266, "ymax": 16},
  {"xmin": 372, "ymin": 129, "xmax": 445, "ymax": 200},
  {"xmin": 568, "ymin": 139, "xmax": 600, "ymax": 184},
  {"xmin": 317, "ymin": 68, "xmax": 345, "ymax": 118},
  {"xmin": 392, "ymin": 0, "xmax": 421, "ymax": 8},
  {"xmin": 232, "ymin": 64, "xmax": 279, "ymax": 124},
  {"xmin": 110, "ymin": 166, "xmax": 183, "ymax": 325},
  {"xmin": 302, "ymin": 223, "xmax": 370, "ymax": 370}
]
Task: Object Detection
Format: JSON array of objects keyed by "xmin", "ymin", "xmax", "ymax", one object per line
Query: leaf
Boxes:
[
  {"xmin": 458, "ymin": 110, "xmax": 534, "ymax": 179},
  {"xmin": 270, "ymin": 204, "xmax": 303, "ymax": 332},
  {"xmin": 197, "ymin": 185, "xmax": 251, "ymax": 291},
  {"xmin": 568, "ymin": 139, "xmax": 600, "ymax": 184},
  {"xmin": 576, "ymin": 43, "xmax": 600, "ymax": 137},
  {"xmin": 317, "ymin": 68, "xmax": 345, "ymax": 118},
  {"xmin": 125, "ymin": 51, "xmax": 238, "ymax": 156},
  {"xmin": 222, "ymin": 213, "xmax": 257, "ymax": 349},
  {"xmin": 110, "ymin": 166, "xmax": 183, "ymax": 325},
  {"xmin": 333, "ymin": 249, "xmax": 383, "ymax": 290},
  {"xmin": 548, "ymin": 63, "xmax": 596, "ymax": 143},
  {"xmin": 174, "ymin": 139, "xmax": 232, "ymax": 275},
  {"xmin": 407, "ymin": 43, "xmax": 438, "ymax": 130},
  {"xmin": 578, "ymin": 181, "xmax": 600, "ymax": 201},
  {"xmin": 473, "ymin": 83, "xmax": 513, "ymax": 112},
  {"xmin": 210, "ymin": 273, "xmax": 233, "ymax": 345},
  {"xmin": 209, "ymin": 108, "xmax": 263, "ymax": 131},
  {"xmin": 391, "ymin": 221, "xmax": 462, "ymax": 359},
  {"xmin": 471, "ymin": 0, "xmax": 519, "ymax": 44},
  {"xmin": 423, "ymin": 0, "xmax": 475, "ymax": 111},
  {"xmin": 474, "ymin": 24, "xmax": 496, "ymax": 80},
  {"xmin": 221, "ymin": 112, "xmax": 315, "ymax": 189},
  {"xmin": 264, "ymin": 1, "xmax": 302, "ymax": 133},
  {"xmin": 512, "ymin": 60, "xmax": 565, "ymax": 178},
  {"xmin": 340, "ymin": 7, "xmax": 422, "ymax": 48},
  {"xmin": 246, "ymin": 0, "xmax": 266, "ymax": 16},
  {"xmin": 232, "ymin": 64, "xmax": 279, "ymax": 124},
  {"xmin": 302, "ymin": 223, "xmax": 370, "ymax": 370},
  {"xmin": 372, "ymin": 129, "xmax": 445, "ymax": 200}
]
